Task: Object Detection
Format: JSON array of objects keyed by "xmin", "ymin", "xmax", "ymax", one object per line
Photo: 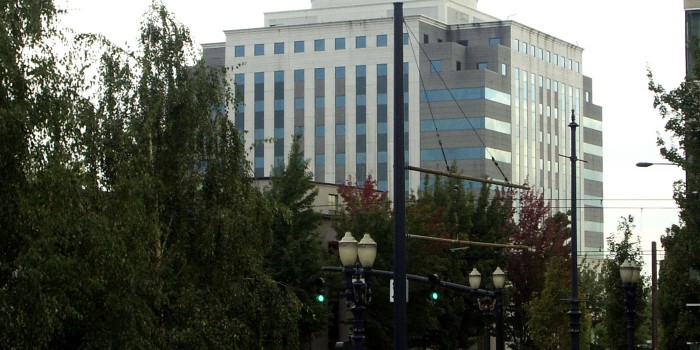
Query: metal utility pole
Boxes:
[
  {"xmin": 392, "ymin": 2, "xmax": 407, "ymax": 350},
  {"xmin": 651, "ymin": 241, "xmax": 658, "ymax": 349},
  {"xmin": 567, "ymin": 110, "xmax": 581, "ymax": 350}
]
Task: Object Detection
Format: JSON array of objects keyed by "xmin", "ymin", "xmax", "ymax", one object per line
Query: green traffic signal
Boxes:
[
  {"xmin": 430, "ymin": 291, "xmax": 439, "ymax": 300},
  {"xmin": 314, "ymin": 277, "xmax": 326, "ymax": 303}
]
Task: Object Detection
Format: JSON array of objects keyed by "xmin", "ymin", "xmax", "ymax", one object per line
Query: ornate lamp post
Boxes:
[
  {"xmin": 338, "ymin": 232, "xmax": 377, "ymax": 350},
  {"xmin": 620, "ymin": 260, "xmax": 641, "ymax": 350},
  {"xmin": 469, "ymin": 267, "xmax": 507, "ymax": 350}
]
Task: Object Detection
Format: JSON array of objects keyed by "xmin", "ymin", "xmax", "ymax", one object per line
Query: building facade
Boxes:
[{"xmin": 203, "ymin": 0, "xmax": 604, "ymax": 252}]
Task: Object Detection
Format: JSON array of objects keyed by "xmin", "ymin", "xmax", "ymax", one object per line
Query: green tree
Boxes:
[
  {"xmin": 580, "ymin": 259, "xmax": 607, "ymax": 350},
  {"xmin": 598, "ymin": 216, "xmax": 650, "ymax": 350},
  {"xmin": 649, "ymin": 63, "xmax": 700, "ymax": 348},
  {"xmin": 333, "ymin": 175, "xmax": 394, "ymax": 349},
  {"xmin": 1, "ymin": 1, "xmax": 305, "ymax": 348},
  {"xmin": 264, "ymin": 134, "xmax": 327, "ymax": 346},
  {"xmin": 506, "ymin": 189, "xmax": 570, "ymax": 350},
  {"xmin": 529, "ymin": 256, "xmax": 592, "ymax": 350}
]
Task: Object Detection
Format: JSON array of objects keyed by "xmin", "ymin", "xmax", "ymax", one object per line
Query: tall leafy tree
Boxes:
[
  {"xmin": 333, "ymin": 175, "xmax": 394, "ymax": 349},
  {"xmin": 506, "ymin": 189, "xmax": 570, "ymax": 350},
  {"xmin": 597, "ymin": 216, "xmax": 650, "ymax": 350},
  {"xmin": 264, "ymin": 134, "xmax": 326, "ymax": 346},
  {"xmin": 649, "ymin": 63, "xmax": 700, "ymax": 348},
  {"xmin": 1, "ymin": 1, "xmax": 304, "ymax": 348}
]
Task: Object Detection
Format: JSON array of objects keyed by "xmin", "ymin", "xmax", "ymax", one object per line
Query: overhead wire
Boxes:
[{"xmin": 403, "ymin": 19, "xmax": 511, "ymax": 184}]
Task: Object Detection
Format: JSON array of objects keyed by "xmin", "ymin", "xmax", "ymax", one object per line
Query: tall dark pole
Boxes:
[
  {"xmin": 623, "ymin": 282, "xmax": 637, "ymax": 350},
  {"xmin": 495, "ymin": 289, "xmax": 504, "ymax": 350},
  {"xmin": 651, "ymin": 241, "xmax": 658, "ymax": 349},
  {"xmin": 392, "ymin": 3, "xmax": 407, "ymax": 350},
  {"xmin": 568, "ymin": 110, "xmax": 581, "ymax": 350}
]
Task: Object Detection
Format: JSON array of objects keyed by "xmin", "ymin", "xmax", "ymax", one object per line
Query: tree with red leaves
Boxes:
[{"xmin": 506, "ymin": 189, "xmax": 571, "ymax": 349}]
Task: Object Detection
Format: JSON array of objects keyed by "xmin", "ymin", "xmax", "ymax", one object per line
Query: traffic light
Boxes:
[
  {"xmin": 314, "ymin": 277, "xmax": 326, "ymax": 303},
  {"xmin": 428, "ymin": 273, "xmax": 440, "ymax": 301}
]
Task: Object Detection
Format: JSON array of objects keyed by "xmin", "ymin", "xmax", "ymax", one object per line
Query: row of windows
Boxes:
[
  {"xmin": 513, "ymin": 39, "xmax": 581, "ymax": 73},
  {"xmin": 234, "ymin": 33, "xmax": 408, "ymax": 57}
]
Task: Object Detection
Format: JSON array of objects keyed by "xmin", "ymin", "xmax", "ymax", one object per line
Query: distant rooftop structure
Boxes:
[{"xmin": 265, "ymin": 0, "xmax": 497, "ymax": 27}]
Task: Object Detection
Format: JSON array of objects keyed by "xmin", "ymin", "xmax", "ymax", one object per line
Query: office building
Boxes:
[{"xmin": 203, "ymin": 0, "xmax": 604, "ymax": 252}]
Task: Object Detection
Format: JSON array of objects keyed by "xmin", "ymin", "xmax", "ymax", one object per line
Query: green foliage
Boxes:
[
  {"xmin": 331, "ymin": 171, "xmax": 513, "ymax": 349},
  {"xmin": 580, "ymin": 259, "xmax": 606, "ymax": 349},
  {"xmin": 505, "ymin": 189, "xmax": 570, "ymax": 349},
  {"xmin": 264, "ymin": 134, "xmax": 326, "ymax": 346},
  {"xmin": 597, "ymin": 216, "xmax": 650, "ymax": 350},
  {"xmin": 0, "ymin": 1, "xmax": 305, "ymax": 348},
  {"xmin": 529, "ymin": 256, "xmax": 591, "ymax": 350},
  {"xmin": 649, "ymin": 62, "xmax": 700, "ymax": 348}
]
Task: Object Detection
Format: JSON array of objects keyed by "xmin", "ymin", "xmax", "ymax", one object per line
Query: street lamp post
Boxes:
[
  {"xmin": 338, "ymin": 232, "xmax": 377, "ymax": 350},
  {"xmin": 469, "ymin": 267, "xmax": 507, "ymax": 350},
  {"xmin": 620, "ymin": 260, "xmax": 641, "ymax": 350}
]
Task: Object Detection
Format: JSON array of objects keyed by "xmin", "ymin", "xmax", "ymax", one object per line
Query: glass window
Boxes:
[
  {"xmin": 356, "ymin": 36, "xmax": 366, "ymax": 48},
  {"xmin": 568, "ymin": 59, "xmax": 573, "ymax": 70},
  {"xmin": 315, "ymin": 68, "xmax": 324, "ymax": 80},
  {"xmin": 403, "ymin": 33, "xmax": 409, "ymax": 45},
  {"xmin": 477, "ymin": 62, "xmax": 487, "ymax": 70},
  {"xmin": 335, "ymin": 37, "xmax": 345, "ymax": 50},
  {"xmin": 234, "ymin": 45, "xmax": 245, "ymax": 57},
  {"xmin": 315, "ymin": 154, "xmax": 325, "ymax": 166},
  {"xmin": 314, "ymin": 39, "xmax": 325, "ymax": 51},
  {"xmin": 514, "ymin": 39, "xmax": 519, "ymax": 51},
  {"xmin": 538, "ymin": 48, "xmax": 543, "ymax": 59},
  {"xmin": 376, "ymin": 34, "xmax": 388, "ymax": 47},
  {"xmin": 335, "ymin": 66, "xmax": 345, "ymax": 79},
  {"xmin": 531, "ymin": 45, "xmax": 536, "ymax": 57},
  {"xmin": 522, "ymin": 42, "xmax": 528, "ymax": 53},
  {"xmin": 335, "ymin": 95, "xmax": 345, "ymax": 107},
  {"xmin": 254, "ymin": 43, "xmax": 264, "ymax": 56},
  {"xmin": 554, "ymin": 53, "xmax": 558, "ymax": 65},
  {"xmin": 274, "ymin": 42, "xmax": 284, "ymax": 54},
  {"xmin": 294, "ymin": 69, "xmax": 304, "ymax": 81},
  {"xmin": 456, "ymin": 61, "xmax": 462, "ymax": 71},
  {"xmin": 315, "ymin": 96, "xmax": 325, "ymax": 108},
  {"xmin": 294, "ymin": 40, "xmax": 304, "ymax": 53},
  {"xmin": 546, "ymin": 51, "xmax": 551, "ymax": 63},
  {"xmin": 576, "ymin": 61, "xmax": 580, "ymax": 73},
  {"xmin": 430, "ymin": 60, "xmax": 442, "ymax": 72},
  {"xmin": 501, "ymin": 63, "xmax": 507, "ymax": 76},
  {"xmin": 489, "ymin": 37, "xmax": 501, "ymax": 45}
]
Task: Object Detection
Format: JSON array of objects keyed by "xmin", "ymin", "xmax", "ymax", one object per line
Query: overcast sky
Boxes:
[{"xmin": 60, "ymin": 0, "xmax": 688, "ymax": 273}]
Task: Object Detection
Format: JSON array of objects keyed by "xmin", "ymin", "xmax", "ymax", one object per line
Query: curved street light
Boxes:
[
  {"xmin": 469, "ymin": 267, "xmax": 507, "ymax": 350},
  {"xmin": 635, "ymin": 161, "xmax": 676, "ymax": 167},
  {"xmin": 337, "ymin": 232, "xmax": 377, "ymax": 350}
]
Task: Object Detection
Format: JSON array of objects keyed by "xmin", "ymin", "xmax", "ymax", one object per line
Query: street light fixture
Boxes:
[
  {"xmin": 469, "ymin": 267, "xmax": 507, "ymax": 350},
  {"xmin": 337, "ymin": 232, "xmax": 377, "ymax": 350},
  {"xmin": 620, "ymin": 259, "xmax": 641, "ymax": 350},
  {"xmin": 636, "ymin": 162, "xmax": 676, "ymax": 167}
]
